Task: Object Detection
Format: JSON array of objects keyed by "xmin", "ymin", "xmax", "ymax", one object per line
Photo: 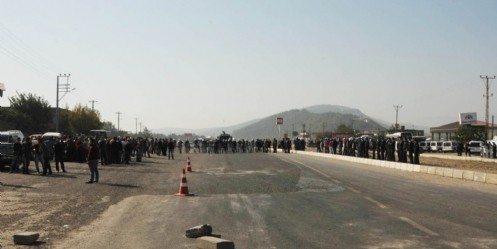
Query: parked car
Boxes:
[
  {"xmin": 442, "ymin": 141, "xmax": 459, "ymax": 153},
  {"xmin": 419, "ymin": 141, "xmax": 430, "ymax": 153},
  {"xmin": 0, "ymin": 130, "xmax": 25, "ymax": 168},
  {"xmin": 467, "ymin": 140, "xmax": 483, "ymax": 154},
  {"xmin": 42, "ymin": 132, "xmax": 62, "ymax": 141},
  {"xmin": 429, "ymin": 141, "xmax": 442, "ymax": 152}
]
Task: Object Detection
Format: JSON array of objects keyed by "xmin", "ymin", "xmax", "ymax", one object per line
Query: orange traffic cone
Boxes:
[
  {"xmin": 186, "ymin": 157, "xmax": 193, "ymax": 172},
  {"xmin": 175, "ymin": 168, "xmax": 194, "ymax": 196}
]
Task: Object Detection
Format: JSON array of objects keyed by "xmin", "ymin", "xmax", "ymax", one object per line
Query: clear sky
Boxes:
[{"xmin": 1, "ymin": 0, "xmax": 496, "ymax": 133}]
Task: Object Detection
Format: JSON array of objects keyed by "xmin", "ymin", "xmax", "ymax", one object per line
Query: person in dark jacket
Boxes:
[
  {"xmin": 54, "ymin": 138, "xmax": 66, "ymax": 173},
  {"xmin": 86, "ymin": 138, "xmax": 100, "ymax": 184},
  {"xmin": 40, "ymin": 138, "xmax": 53, "ymax": 176},
  {"xmin": 22, "ymin": 137, "xmax": 32, "ymax": 174},
  {"xmin": 168, "ymin": 138, "xmax": 175, "ymax": 160},
  {"xmin": 10, "ymin": 137, "xmax": 22, "ymax": 173}
]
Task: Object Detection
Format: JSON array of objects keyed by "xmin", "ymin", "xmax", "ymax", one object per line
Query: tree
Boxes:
[
  {"xmin": 67, "ymin": 104, "xmax": 102, "ymax": 135},
  {"xmin": 140, "ymin": 127, "xmax": 152, "ymax": 137},
  {"xmin": 3, "ymin": 92, "xmax": 52, "ymax": 134},
  {"xmin": 335, "ymin": 124, "xmax": 354, "ymax": 134},
  {"xmin": 454, "ymin": 125, "xmax": 485, "ymax": 143}
]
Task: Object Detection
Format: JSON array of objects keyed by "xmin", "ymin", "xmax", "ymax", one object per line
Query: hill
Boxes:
[
  {"xmin": 152, "ymin": 104, "xmax": 394, "ymax": 139},
  {"xmin": 231, "ymin": 105, "xmax": 387, "ymax": 139}
]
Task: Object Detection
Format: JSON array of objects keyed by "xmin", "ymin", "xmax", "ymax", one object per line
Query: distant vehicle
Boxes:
[
  {"xmin": 90, "ymin": 129, "xmax": 111, "ymax": 138},
  {"xmin": 386, "ymin": 132, "xmax": 412, "ymax": 140},
  {"xmin": 442, "ymin": 141, "xmax": 458, "ymax": 153},
  {"xmin": 418, "ymin": 141, "xmax": 430, "ymax": 153},
  {"xmin": 42, "ymin": 132, "xmax": 62, "ymax": 141},
  {"xmin": 0, "ymin": 130, "xmax": 25, "ymax": 167},
  {"xmin": 413, "ymin": 136, "xmax": 427, "ymax": 142},
  {"xmin": 429, "ymin": 141, "xmax": 443, "ymax": 152},
  {"xmin": 467, "ymin": 141, "xmax": 483, "ymax": 154},
  {"xmin": 217, "ymin": 131, "xmax": 232, "ymax": 141},
  {"xmin": 5, "ymin": 130, "xmax": 25, "ymax": 142}
]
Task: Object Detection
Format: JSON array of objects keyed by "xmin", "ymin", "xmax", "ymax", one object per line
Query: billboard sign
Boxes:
[
  {"xmin": 276, "ymin": 117, "xmax": 283, "ymax": 125},
  {"xmin": 459, "ymin": 112, "xmax": 477, "ymax": 125}
]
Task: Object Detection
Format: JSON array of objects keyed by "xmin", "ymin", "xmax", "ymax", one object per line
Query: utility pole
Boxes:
[
  {"xmin": 393, "ymin": 105, "xmax": 403, "ymax": 130},
  {"xmin": 481, "ymin": 75, "xmax": 496, "ymax": 140},
  {"xmin": 88, "ymin": 100, "xmax": 98, "ymax": 111},
  {"xmin": 135, "ymin": 118, "xmax": 139, "ymax": 134},
  {"xmin": 56, "ymin": 73, "xmax": 71, "ymax": 132},
  {"xmin": 116, "ymin": 112, "xmax": 122, "ymax": 134},
  {"xmin": 309, "ymin": 123, "xmax": 312, "ymax": 140},
  {"xmin": 302, "ymin": 124, "xmax": 306, "ymax": 139}
]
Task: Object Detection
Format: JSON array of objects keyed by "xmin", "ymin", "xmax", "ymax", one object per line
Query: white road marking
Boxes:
[
  {"xmin": 364, "ymin": 196, "xmax": 387, "ymax": 209},
  {"xmin": 285, "ymin": 157, "xmax": 331, "ymax": 179},
  {"xmin": 348, "ymin": 186, "xmax": 361, "ymax": 194},
  {"xmin": 399, "ymin": 216, "xmax": 439, "ymax": 236}
]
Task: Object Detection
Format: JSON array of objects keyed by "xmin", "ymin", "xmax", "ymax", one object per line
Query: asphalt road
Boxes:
[{"xmin": 3, "ymin": 151, "xmax": 496, "ymax": 249}]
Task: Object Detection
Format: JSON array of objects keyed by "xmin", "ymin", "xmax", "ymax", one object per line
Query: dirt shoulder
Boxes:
[
  {"xmin": 420, "ymin": 154, "xmax": 497, "ymax": 175},
  {"xmin": 0, "ymin": 155, "xmax": 184, "ymax": 249}
]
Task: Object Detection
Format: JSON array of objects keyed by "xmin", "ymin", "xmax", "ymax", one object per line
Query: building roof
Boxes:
[{"xmin": 430, "ymin": 120, "xmax": 494, "ymax": 132}]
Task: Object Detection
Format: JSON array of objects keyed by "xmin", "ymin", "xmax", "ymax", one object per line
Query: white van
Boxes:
[
  {"xmin": 429, "ymin": 141, "xmax": 442, "ymax": 152},
  {"xmin": 0, "ymin": 130, "xmax": 25, "ymax": 143},
  {"xmin": 467, "ymin": 141, "xmax": 483, "ymax": 154},
  {"xmin": 442, "ymin": 141, "xmax": 458, "ymax": 153},
  {"xmin": 419, "ymin": 141, "xmax": 430, "ymax": 152}
]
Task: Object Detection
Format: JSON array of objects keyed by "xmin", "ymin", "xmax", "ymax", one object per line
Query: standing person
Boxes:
[
  {"xmin": 22, "ymin": 137, "xmax": 32, "ymax": 174},
  {"xmin": 32, "ymin": 138, "xmax": 43, "ymax": 174},
  {"xmin": 408, "ymin": 139, "xmax": 414, "ymax": 164},
  {"xmin": 493, "ymin": 142, "xmax": 497, "ymax": 159},
  {"xmin": 10, "ymin": 137, "xmax": 22, "ymax": 173},
  {"xmin": 99, "ymin": 137, "xmax": 108, "ymax": 165},
  {"xmin": 168, "ymin": 138, "xmax": 175, "ymax": 160},
  {"xmin": 273, "ymin": 138, "xmax": 278, "ymax": 153},
  {"xmin": 413, "ymin": 140, "xmax": 420, "ymax": 164},
  {"xmin": 40, "ymin": 138, "xmax": 53, "ymax": 176},
  {"xmin": 86, "ymin": 138, "xmax": 100, "ymax": 184},
  {"xmin": 124, "ymin": 138, "xmax": 132, "ymax": 164},
  {"xmin": 54, "ymin": 138, "xmax": 67, "ymax": 173},
  {"xmin": 465, "ymin": 142, "xmax": 470, "ymax": 157}
]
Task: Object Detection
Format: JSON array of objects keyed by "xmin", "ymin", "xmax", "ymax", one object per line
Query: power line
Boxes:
[{"xmin": 0, "ymin": 22, "xmax": 60, "ymax": 79}]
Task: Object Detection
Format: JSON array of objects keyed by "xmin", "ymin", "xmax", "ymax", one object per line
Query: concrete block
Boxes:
[
  {"xmin": 406, "ymin": 164, "xmax": 414, "ymax": 172},
  {"xmin": 443, "ymin": 168, "xmax": 454, "ymax": 178},
  {"xmin": 473, "ymin": 172, "xmax": 487, "ymax": 183},
  {"xmin": 196, "ymin": 236, "xmax": 235, "ymax": 249},
  {"xmin": 485, "ymin": 174, "xmax": 497, "ymax": 185},
  {"xmin": 13, "ymin": 232, "xmax": 39, "ymax": 245},
  {"xmin": 427, "ymin": 167, "xmax": 437, "ymax": 175},
  {"xmin": 452, "ymin": 169, "xmax": 464, "ymax": 179},
  {"xmin": 393, "ymin": 163, "xmax": 400, "ymax": 169},
  {"xmin": 420, "ymin": 166, "xmax": 429, "ymax": 174},
  {"xmin": 463, "ymin": 171, "xmax": 475, "ymax": 181},
  {"xmin": 435, "ymin": 168, "xmax": 445, "ymax": 176},
  {"xmin": 412, "ymin": 164, "xmax": 421, "ymax": 172},
  {"xmin": 186, "ymin": 224, "xmax": 213, "ymax": 238}
]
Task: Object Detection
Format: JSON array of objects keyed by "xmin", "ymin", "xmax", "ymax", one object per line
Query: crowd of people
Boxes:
[
  {"xmin": 7, "ymin": 133, "xmax": 425, "ymax": 184},
  {"xmin": 316, "ymin": 136, "xmax": 421, "ymax": 164}
]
